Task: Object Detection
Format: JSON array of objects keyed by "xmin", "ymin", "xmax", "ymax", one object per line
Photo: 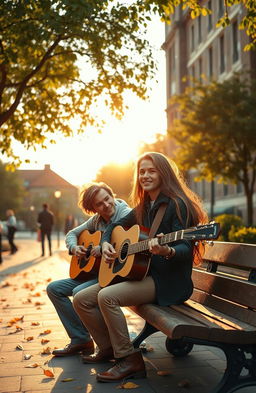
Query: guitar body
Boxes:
[
  {"xmin": 99, "ymin": 225, "xmax": 150, "ymax": 288},
  {"xmin": 69, "ymin": 230, "xmax": 102, "ymax": 280}
]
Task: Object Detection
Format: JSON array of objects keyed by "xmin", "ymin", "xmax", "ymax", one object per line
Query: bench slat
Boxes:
[
  {"xmin": 192, "ymin": 269, "xmax": 256, "ymax": 309},
  {"xmin": 203, "ymin": 241, "xmax": 256, "ymax": 269},
  {"xmin": 191, "ymin": 288, "xmax": 256, "ymax": 326}
]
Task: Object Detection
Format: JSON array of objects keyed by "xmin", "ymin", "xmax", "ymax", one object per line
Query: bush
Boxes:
[
  {"xmin": 213, "ymin": 214, "xmax": 243, "ymax": 241},
  {"xmin": 228, "ymin": 226, "xmax": 256, "ymax": 244}
]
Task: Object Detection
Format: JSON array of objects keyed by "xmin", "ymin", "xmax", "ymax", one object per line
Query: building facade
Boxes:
[{"xmin": 164, "ymin": 1, "xmax": 256, "ymax": 224}]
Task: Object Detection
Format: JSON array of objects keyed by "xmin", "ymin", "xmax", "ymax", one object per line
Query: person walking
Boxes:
[
  {"xmin": 6, "ymin": 209, "xmax": 18, "ymax": 255},
  {"xmin": 73, "ymin": 152, "xmax": 208, "ymax": 383},
  {"xmin": 37, "ymin": 203, "xmax": 54, "ymax": 256},
  {"xmin": 47, "ymin": 182, "xmax": 131, "ymax": 357}
]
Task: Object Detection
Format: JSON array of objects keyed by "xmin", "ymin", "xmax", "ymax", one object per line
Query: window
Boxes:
[
  {"xmin": 232, "ymin": 21, "xmax": 239, "ymax": 63},
  {"xmin": 198, "ymin": 15, "xmax": 202, "ymax": 44},
  {"xmin": 168, "ymin": 45, "xmax": 176, "ymax": 95},
  {"xmin": 208, "ymin": 0, "xmax": 213, "ymax": 32},
  {"xmin": 223, "ymin": 184, "xmax": 228, "ymax": 196},
  {"xmin": 219, "ymin": 35, "xmax": 225, "ymax": 74},
  {"xmin": 236, "ymin": 182, "xmax": 243, "ymax": 194},
  {"xmin": 208, "ymin": 47, "xmax": 213, "ymax": 78},
  {"xmin": 191, "ymin": 25, "xmax": 195, "ymax": 52},
  {"xmin": 218, "ymin": 0, "xmax": 224, "ymax": 18},
  {"xmin": 199, "ymin": 57, "xmax": 203, "ymax": 82}
]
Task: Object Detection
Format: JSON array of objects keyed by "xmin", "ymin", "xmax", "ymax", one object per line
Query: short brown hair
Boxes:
[{"xmin": 79, "ymin": 182, "xmax": 114, "ymax": 214}]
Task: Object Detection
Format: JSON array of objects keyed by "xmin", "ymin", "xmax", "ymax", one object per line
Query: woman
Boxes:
[
  {"xmin": 73, "ymin": 152, "xmax": 208, "ymax": 383},
  {"xmin": 6, "ymin": 209, "xmax": 18, "ymax": 255}
]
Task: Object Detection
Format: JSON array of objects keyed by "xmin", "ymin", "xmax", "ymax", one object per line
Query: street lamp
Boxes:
[{"xmin": 54, "ymin": 190, "xmax": 62, "ymax": 248}]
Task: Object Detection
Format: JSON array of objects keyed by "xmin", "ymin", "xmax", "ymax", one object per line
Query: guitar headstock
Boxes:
[{"xmin": 184, "ymin": 222, "xmax": 221, "ymax": 241}]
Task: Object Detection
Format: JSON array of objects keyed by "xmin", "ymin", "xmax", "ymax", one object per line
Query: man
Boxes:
[
  {"xmin": 47, "ymin": 182, "xmax": 131, "ymax": 357},
  {"xmin": 37, "ymin": 203, "xmax": 54, "ymax": 256}
]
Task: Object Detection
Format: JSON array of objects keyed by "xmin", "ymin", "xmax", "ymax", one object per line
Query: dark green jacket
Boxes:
[{"xmin": 102, "ymin": 193, "xmax": 193, "ymax": 306}]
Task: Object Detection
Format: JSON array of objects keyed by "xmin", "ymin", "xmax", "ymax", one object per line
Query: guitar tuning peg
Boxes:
[
  {"xmin": 195, "ymin": 241, "xmax": 199, "ymax": 246},
  {"xmin": 207, "ymin": 241, "xmax": 214, "ymax": 246},
  {"xmin": 210, "ymin": 220, "xmax": 215, "ymax": 224}
]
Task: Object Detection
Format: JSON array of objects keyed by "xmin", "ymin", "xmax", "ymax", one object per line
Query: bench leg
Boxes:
[
  {"xmin": 211, "ymin": 344, "xmax": 256, "ymax": 393},
  {"xmin": 132, "ymin": 321, "xmax": 159, "ymax": 348}
]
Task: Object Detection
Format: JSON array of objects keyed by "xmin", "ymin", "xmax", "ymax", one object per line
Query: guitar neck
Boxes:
[{"xmin": 128, "ymin": 229, "xmax": 184, "ymax": 256}]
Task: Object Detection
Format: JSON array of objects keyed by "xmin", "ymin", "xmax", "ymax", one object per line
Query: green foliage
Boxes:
[
  {"xmin": 228, "ymin": 226, "xmax": 256, "ymax": 244},
  {"xmin": 0, "ymin": 0, "xmax": 158, "ymax": 164},
  {"xmin": 0, "ymin": 160, "xmax": 26, "ymax": 219},
  {"xmin": 170, "ymin": 73, "xmax": 256, "ymax": 226},
  {"xmin": 213, "ymin": 214, "xmax": 243, "ymax": 241}
]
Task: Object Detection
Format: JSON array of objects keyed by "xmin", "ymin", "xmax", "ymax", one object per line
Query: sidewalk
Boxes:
[{"xmin": 0, "ymin": 235, "xmax": 251, "ymax": 393}]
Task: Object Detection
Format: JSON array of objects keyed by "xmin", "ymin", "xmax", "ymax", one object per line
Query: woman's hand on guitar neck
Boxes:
[
  {"xmin": 148, "ymin": 233, "xmax": 174, "ymax": 258},
  {"xmin": 102, "ymin": 242, "xmax": 117, "ymax": 265}
]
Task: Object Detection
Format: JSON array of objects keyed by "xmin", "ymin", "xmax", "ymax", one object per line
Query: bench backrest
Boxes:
[{"xmin": 191, "ymin": 241, "xmax": 256, "ymax": 326}]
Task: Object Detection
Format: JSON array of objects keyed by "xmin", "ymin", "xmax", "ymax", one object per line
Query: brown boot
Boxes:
[
  {"xmin": 82, "ymin": 347, "xmax": 114, "ymax": 364},
  {"xmin": 96, "ymin": 350, "xmax": 146, "ymax": 382}
]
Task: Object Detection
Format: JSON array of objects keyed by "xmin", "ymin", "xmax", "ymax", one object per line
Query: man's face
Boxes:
[{"xmin": 92, "ymin": 188, "xmax": 115, "ymax": 222}]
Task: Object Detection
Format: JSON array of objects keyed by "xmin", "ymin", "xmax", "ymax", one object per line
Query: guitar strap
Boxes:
[{"xmin": 148, "ymin": 203, "xmax": 168, "ymax": 238}]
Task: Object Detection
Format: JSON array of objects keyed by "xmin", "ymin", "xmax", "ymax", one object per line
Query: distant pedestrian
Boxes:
[
  {"xmin": 37, "ymin": 203, "xmax": 54, "ymax": 256},
  {"xmin": 6, "ymin": 209, "xmax": 18, "ymax": 255},
  {"xmin": 64, "ymin": 214, "xmax": 75, "ymax": 235}
]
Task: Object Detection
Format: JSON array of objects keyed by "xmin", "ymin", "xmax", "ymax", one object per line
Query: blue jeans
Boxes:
[{"xmin": 47, "ymin": 277, "xmax": 97, "ymax": 344}]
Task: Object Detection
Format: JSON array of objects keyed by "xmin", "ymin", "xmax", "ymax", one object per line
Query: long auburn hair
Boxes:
[{"xmin": 130, "ymin": 152, "xmax": 208, "ymax": 264}]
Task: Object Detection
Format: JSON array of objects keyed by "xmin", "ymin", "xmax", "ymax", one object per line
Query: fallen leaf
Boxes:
[
  {"xmin": 61, "ymin": 378, "xmax": 75, "ymax": 382},
  {"xmin": 1, "ymin": 281, "xmax": 11, "ymax": 288},
  {"xmin": 31, "ymin": 322, "xmax": 40, "ymax": 326},
  {"xmin": 43, "ymin": 369, "xmax": 54, "ymax": 378},
  {"xmin": 26, "ymin": 336, "xmax": 34, "ymax": 341},
  {"xmin": 40, "ymin": 329, "xmax": 51, "ymax": 335},
  {"xmin": 16, "ymin": 344, "xmax": 24, "ymax": 350},
  {"xmin": 7, "ymin": 316, "xmax": 24, "ymax": 326},
  {"xmin": 117, "ymin": 381, "xmax": 139, "ymax": 389},
  {"xmin": 31, "ymin": 292, "xmax": 41, "ymax": 297},
  {"xmin": 41, "ymin": 339, "xmax": 50, "ymax": 344},
  {"xmin": 25, "ymin": 363, "xmax": 40, "ymax": 368},
  {"xmin": 35, "ymin": 301, "xmax": 44, "ymax": 306},
  {"xmin": 46, "ymin": 278, "xmax": 52, "ymax": 282},
  {"xmin": 178, "ymin": 379, "xmax": 191, "ymax": 388},
  {"xmin": 41, "ymin": 346, "xmax": 51, "ymax": 354},
  {"xmin": 24, "ymin": 354, "xmax": 32, "ymax": 360},
  {"xmin": 157, "ymin": 370, "xmax": 172, "ymax": 376}
]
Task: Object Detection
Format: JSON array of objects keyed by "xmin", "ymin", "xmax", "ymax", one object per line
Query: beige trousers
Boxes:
[{"xmin": 73, "ymin": 276, "xmax": 156, "ymax": 358}]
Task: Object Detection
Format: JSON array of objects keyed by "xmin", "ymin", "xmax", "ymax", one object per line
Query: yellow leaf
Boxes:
[
  {"xmin": 117, "ymin": 381, "xmax": 139, "ymax": 389},
  {"xmin": 41, "ymin": 338, "xmax": 50, "ymax": 344},
  {"xmin": 26, "ymin": 336, "xmax": 34, "ymax": 341},
  {"xmin": 61, "ymin": 378, "xmax": 75, "ymax": 382},
  {"xmin": 43, "ymin": 369, "xmax": 54, "ymax": 378}
]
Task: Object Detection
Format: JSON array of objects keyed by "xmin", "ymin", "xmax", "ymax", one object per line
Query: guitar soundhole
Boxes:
[
  {"xmin": 78, "ymin": 244, "xmax": 92, "ymax": 268},
  {"xmin": 113, "ymin": 241, "xmax": 129, "ymax": 273}
]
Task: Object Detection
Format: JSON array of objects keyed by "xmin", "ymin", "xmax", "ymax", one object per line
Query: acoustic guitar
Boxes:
[
  {"xmin": 98, "ymin": 222, "xmax": 221, "ymax": 287},
  {"xmin": 69, "ymin": 230, "xmax": 102, "ymax": 279}
]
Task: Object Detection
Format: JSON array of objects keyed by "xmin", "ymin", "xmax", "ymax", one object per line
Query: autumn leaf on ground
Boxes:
[
  {"xmin": 41, "ymin": 346, "xmax": 51, "ymax": 354},
  {"xmin": 8, "ymin": 326, "xmax": 23, "ymax": 334},
  {"xmin": 117, "ymin": 381, "xmax": 139, "ymax": 389},
  {"xmin": 24, "ymin": 354, "xmax": 32, "ymax": 360},
  {"xmin": 178, "ymin": 379, "xmax": 191, "ymax": 388},
  {"xmin": 157, "ymin": 370, "xmax": 172, "ymax": 376},
  {"xmin": 25, "ymin": 363, "xmax": 40, "ymax": 368},
  {"xmin": 61, "ymin": 378, "xmax": 75, "ymax": 382},
  {"xmin": 43, "ymin": 369, "xmax": 54, "ymax": 378},
  {"xmin": 40, "ymin": 329, "xmax": 51, "ymax": 335},
  {"xmin": 41, "ymin": 338, "xmax": 50, "ymax": 344},
  {"xmin": 1, "ymin": 281, "xmax": 11, "ymax": 288},
  {"xmin": 7, "ymin": 316, "xmax": 24, "ymax": 326},
  {"xmin": 16, "ymin": 344, "xmax": 24, "ymax": 350},
  {"xmin": 31, "ymin": 322, "xmax": 40, "ymax": 326},
  {"xmin": 0, "ymin": 298, "xmax": 7, "ymax": 302},
  {"xmin": 35, "ymin": 301, "xmax": 45, "ymax": 306},
  {"xmin": 46, "ymin": 278, "xmax": 52, "ymax": 282},
  {"xmin": 25, "ymin": 336, "xmax": 34, "ymax": 341},
  {"xmin": 31, "ymin": 292, "xmax": 41, "ymax": 297}
]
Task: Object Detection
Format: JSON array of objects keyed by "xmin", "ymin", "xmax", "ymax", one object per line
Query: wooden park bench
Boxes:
[{"xmin": 130, "ymin": 241, "xmax": 256, "ymax": 393}]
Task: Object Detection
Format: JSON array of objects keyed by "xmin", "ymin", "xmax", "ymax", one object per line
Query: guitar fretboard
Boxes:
[{"xmin": 128, "ymin": 229, "xmax": 185, "ymax": 255}]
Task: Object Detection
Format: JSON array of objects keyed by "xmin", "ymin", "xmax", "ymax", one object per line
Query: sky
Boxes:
[{"xmin": 5, "ymin": 17, "xmax": 167, "ymax": 187}]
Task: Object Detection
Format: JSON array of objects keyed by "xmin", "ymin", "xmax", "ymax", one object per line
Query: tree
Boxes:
[
  {"xmin": 1, "ymin": 1, "xmax": 255, "ymax": 166},
  {"xmin": 0, "ymin": 0, "xmax": 157, "ymax": 164},
  {"xmin": 169, "ymin": 73, "xmax": 256, "ymax": 226},
  {"xmin": 0, "ymin": 160, "xmax": 26, "ymax": 219}
]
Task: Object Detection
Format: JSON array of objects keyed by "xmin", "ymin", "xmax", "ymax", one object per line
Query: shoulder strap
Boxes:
[{"xmin": 148, "ymin": 203, "xmax": 168, "ymax": 238}]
